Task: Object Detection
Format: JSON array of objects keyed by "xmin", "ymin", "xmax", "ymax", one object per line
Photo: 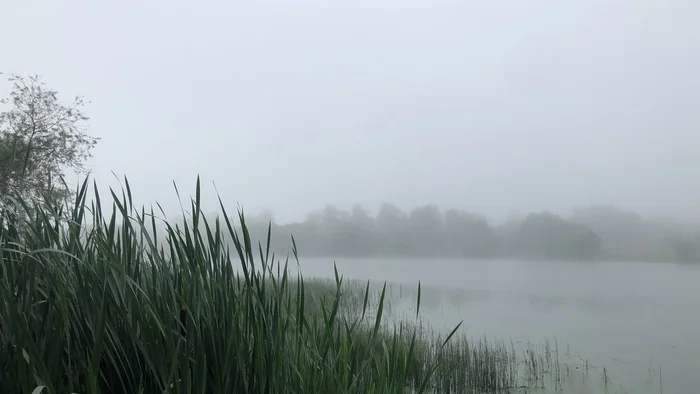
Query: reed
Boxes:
[{"xmin": 0, "ymin": 177, "xmax": 578, "ymax": 393}]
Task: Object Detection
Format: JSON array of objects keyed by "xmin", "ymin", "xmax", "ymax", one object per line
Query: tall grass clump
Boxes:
[
  {"xmin": 1, "ymin": 176, "xmax": 588, "ymax": 394},
  {"xmin": 1, "ymin": 177, "xmax": 464, "ymax": 394}
]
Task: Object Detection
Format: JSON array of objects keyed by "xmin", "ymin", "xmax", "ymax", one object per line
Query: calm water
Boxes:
[{"xmin": 296, "ymin": 258, "xmax": 700, "ymax": 394}]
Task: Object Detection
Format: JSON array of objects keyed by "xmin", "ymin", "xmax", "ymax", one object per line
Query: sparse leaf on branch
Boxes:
[{"xmin": 0, "ymin": 73, "xmax": 99, "ymax": 209}]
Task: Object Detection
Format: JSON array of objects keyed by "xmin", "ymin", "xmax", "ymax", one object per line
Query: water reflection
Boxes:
[{"xmin": 297, "ymin": 258, "xmax": 700, "ymax": 394}]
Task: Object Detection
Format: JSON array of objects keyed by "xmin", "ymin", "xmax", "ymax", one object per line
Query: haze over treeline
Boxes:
[
  {"xmin": 4, "ymin": 0, "xmax": 700, "ymax": 224},
  {"xmin": 232, "ymin": 204, "xmax": 700, "ymax": 263}
]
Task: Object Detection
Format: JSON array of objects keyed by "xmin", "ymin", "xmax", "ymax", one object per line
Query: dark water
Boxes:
[{"xmin": 296, "ymin": 258, "xmax": 700, "ymax": 394}]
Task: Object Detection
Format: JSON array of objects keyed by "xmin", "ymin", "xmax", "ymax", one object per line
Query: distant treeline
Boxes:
[{"xmin": 233, "ymin": 204, "xmax": 700, "ymax": 263}]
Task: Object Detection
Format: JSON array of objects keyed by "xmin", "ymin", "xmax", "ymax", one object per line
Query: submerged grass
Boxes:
[{"xmin": 0, "ymin": 177, "xmax": 585, "ymax": 393}]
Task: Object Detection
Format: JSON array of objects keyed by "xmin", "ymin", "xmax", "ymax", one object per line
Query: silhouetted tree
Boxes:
[
  {"xmin": 513, "ymin": 212, "xmax": 600, "ymax": 260},
  {"xmin": 376, "ymin": 202, "xmax": 408, "ymax": 255},
  {"xmin": 0, "ymin": 73, "xmax": 98, "ymax": 209},
  {"xmin": 675, "ymin": 235, "xmax": 700, "ymax": 263},
  {"xmin": 444, "ymin": 209, "xmax": 498, "ymax": 258},
  {"xmin": 218, "ymin": 203, "xmax": 700, "ymax": 263},
  {"xmin": 406, "ymin": 205, "xmax": 443, "ymax": 256}
]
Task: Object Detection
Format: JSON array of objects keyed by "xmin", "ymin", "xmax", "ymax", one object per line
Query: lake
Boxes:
[{"xmin": 294, "ymin": 258, "xmax": 700, "ymax": 394}]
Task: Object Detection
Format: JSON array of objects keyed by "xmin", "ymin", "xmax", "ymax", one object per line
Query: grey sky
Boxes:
[{"xmin": 2, "ymin": 0, "xmax": 699, "ymax": 223}]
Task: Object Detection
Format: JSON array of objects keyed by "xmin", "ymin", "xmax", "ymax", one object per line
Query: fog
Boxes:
[
  {"xmin": 5, "ymin": 2, "xmax": 700, "ymax": 393},
  {"xmin": 2, "ymin": 0, "xmax": 699, "ymax": 223}
]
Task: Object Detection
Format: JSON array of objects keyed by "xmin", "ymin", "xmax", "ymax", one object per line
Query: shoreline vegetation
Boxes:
[
  {"xmin": 0, "ymin": 177, "xmax": 609, "ymax": 393},
  {"xmin": 237, "ymin": 204, "xmax": 700, "ymax": 264}
]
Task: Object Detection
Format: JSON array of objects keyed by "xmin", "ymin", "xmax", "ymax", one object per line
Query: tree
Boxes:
[
  {"xmin": 376, "ymin": 202, "xmax": 408, "ymax": 255},
  {"xmin": 444, "ymin": 209, "xmax": 498, "ymax": 258},
  {"xmin": 406, "ymin": 205, "xmax": 444, "ymax": 256},
  {"xmin": 514, "ymin": 212, "xmax": 601, "ymax": 260},
  {"xmin": 675, "ymin": 236, "xmax": 700, "ymax": 263},
  {"xmin": 0, "ymin": 73, "xmax": 98, "ymax": 208},
  {"xmin": 350, "ymin": 204, "xmax": 374, "ymax": 229},
  {"xmin": 320, "ymin": 204, "xmax": 348, "ymax": 228},
  {"xmin": 376, "ymin": 203, "xmax": 405, "ymax": 232},
  {"xmin": 570, "ymin": 205, "xmax": 647, "ymax": 259},
  {"xmin": 570, "ymin": 205, "xmax": 691, "ymax": 261}
]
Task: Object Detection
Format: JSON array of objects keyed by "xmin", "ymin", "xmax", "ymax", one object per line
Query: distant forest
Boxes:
[{"xmin": 234, "ymin": 204, "xmax": 700, "ymax": 263}]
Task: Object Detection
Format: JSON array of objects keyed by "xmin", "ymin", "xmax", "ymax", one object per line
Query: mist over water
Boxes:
[
  {"xmin": 295, "ymin": 257, "xmax": 700, "ymax": 394},
  {"xmin": 3, "ymin": 0, "xmax": 700, "ymax": 392}
]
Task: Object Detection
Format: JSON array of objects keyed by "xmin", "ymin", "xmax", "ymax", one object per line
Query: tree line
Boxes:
[
  {"xmin": 242, "ymin": 204, "xmax": 700, "ymax": 263},
  {"xmin": 2, "ymin": 74, "xmax": 698, "ymax": 263}
]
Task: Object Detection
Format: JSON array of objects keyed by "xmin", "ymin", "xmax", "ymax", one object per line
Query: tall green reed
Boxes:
[
  {"xmin": 1, "ymin": 175, "xmax": 586, "ymax": 394},
  {"xmin": 0, "ymin": 177, "xmax": 455, "ymax": 394}
]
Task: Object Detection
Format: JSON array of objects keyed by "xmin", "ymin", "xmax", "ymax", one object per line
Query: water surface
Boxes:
[{"xmin": 296, "ymin": 258, "xmax": 700, "ymax": 394}]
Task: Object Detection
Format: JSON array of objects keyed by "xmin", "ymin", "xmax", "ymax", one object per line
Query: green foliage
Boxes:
[
  {"xmin": 0, "ymin": 73, "xmax": 98, "ymax": 207},
  {"xmin": 3, "ymin": 176, "xmax": 568, "ymax": 394}
]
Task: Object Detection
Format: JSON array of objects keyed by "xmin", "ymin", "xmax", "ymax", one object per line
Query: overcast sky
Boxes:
[{"xmin": 2, "ymin": 0, "xmax": 699, "ymax": 223}]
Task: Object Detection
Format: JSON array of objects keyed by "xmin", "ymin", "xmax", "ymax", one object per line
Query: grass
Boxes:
[{"xmin": 0, "ymin": 177, "xmax": 591, "ymax": 393}]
